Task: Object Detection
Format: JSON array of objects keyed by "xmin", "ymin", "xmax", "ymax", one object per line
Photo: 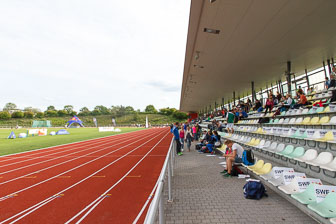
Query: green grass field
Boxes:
[{"xmin": 0, "ymin": 127, "xmax": 143, "ymax": 156}]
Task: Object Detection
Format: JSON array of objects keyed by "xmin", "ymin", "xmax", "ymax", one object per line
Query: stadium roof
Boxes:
[{"xmin": 180, "ymin": 0, "xmax": 336, "ymax": 112}]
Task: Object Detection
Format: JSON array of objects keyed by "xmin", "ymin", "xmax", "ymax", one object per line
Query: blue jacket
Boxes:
[{"xmin": 173, "ymin": 127, "xmax": 179, "ymax": 140}]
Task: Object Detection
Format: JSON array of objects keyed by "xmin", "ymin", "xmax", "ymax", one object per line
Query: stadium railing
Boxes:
[{"xmin": 144, "ymin": 137, "xmax": 175, "ymax": 224}]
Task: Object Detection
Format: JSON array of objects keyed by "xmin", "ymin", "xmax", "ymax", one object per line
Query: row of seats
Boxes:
[
  {"xmin": 225, "ymin": 133, "xmax": 336, "ymax": 172},
  {"xmin": 245, "ymin": 105, "xmax": 336, "ymax": 120},
  {"xmin": 307, "ymin": 91, "xmax": 332, "ymax": 101},
  {"xmin": 234, "ymin": 126, "xmax": 336, "ymax": 143},
  {"xmin": 244, "ymin": 161, "xmax": 336, "ymax": 222},
  {"xmin": 237, "ymin": 115, "xmax": 336, "ymax": 125}
]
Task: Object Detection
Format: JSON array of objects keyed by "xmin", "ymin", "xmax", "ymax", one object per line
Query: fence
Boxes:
[{"xmin": 144, "ymin": 137, "xmax": 176, "ymax": 224}]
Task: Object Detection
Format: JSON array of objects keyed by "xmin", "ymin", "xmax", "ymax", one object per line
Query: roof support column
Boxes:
[
  {"xmin": 286, "ymin": 61, "xmax": 292, "ymax": 95},
  {"xmin": 323, "ymin": 61, "xmax": 328, "ymax": 78},
  {"xmin": 332, "ymin": 58, "xmax": 334, "ymax": 66},
  {"xmin": 279, "ymin": 80, "xmax": 284, "ymax": 94},
  {"xmin": 327, "ymin": 59, "xmax": 332, "ymax": 75},
  {"xmin": 221, "ymin": 97, "xmax": 224, "ymax": 110},
  {"xmin": 266, "ymin": 83, "xmax": 269, "ymax": 97},
  {"xmin": 233, "ymin": 92, "xmax": 236, "ymax": 106},
  {"xmin": 305, "ymin": 69, "xmax": 310, "ymax": 89},
  {"xmin": 214, "ymin": 102, "xmax": 217, "ymax": 112},
  {"xmin": 251, "ymin": 81, "xmax": 255, "ymax": 103}
]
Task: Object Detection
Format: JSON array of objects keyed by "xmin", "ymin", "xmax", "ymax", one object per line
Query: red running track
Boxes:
[{"xmin": 0, "ymin": 128, "xmax": 172, "ymax": 224}]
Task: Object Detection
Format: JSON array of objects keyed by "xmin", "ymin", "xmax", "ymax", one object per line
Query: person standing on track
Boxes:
[{"xmin": 173, "ymin": 122, "xmax": 182, "ymax": 156}]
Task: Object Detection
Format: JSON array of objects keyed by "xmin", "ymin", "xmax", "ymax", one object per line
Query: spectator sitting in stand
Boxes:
[
  {"xmin": 325, "ymin": 77, "xmax": 331, "ymax": 89},
  {"xmin": 253, "ymin": 99, "xmax": 262, "ymax": 112},
  {"xmin": 220, "ymin": 140, "xmax": 244, "ymax": 177},
  {"xmin": 294, "ymin": 89, "xmax": 309, "ymax": 108},
  {"xmin": 238, "ymin": 108, "xmax": 248, "ymax": 120},
  {"xmin": 206, "ymin": 130, "xmax": 221, "ymax": 154},
  {"xmin": 276, "ymin": 91, "xmax": 282, "ymax": 104},
  {"xmin": 264, "ymin": 95, "xmax": 274, "ymax": 114}
]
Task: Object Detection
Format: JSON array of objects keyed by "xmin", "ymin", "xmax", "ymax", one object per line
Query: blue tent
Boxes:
[
  {"xmin": 8, "ymin": 131, "xmax": 16, "ymax": 139},
  {"xmin": 66, "ymin": 116, "xmax": 84, "ymax": 128}
]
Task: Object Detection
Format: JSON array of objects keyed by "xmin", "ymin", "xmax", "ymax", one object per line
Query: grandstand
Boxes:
[{"xmin": 179, "ymin": 0, "xmax": 336, "ymax": 223}]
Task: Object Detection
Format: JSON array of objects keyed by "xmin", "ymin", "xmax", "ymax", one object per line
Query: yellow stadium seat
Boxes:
[
  {"xmin": 301, "ymin": 117, "xmax": 311, "ymax": 125},
  {"xmin": 254, "ymin": 163, "xmax": 272, "ymax": 175},
  {"xmin": 318, "ymin": 116, "xmax": 330, "ymax": 125},
  {"xmin": 247, "ymin": 160, "xmax": 264, "ymax": 171},
  {"xmin": 316, "ymin": 131, "xmax": 334, "ymax": 142},
  {"xmin": 247, "ymin": 138, "xmax": 256, "ymax": 146},
  {"xmin": 309, "ymin": 117, "xmax": 319, "ymax": 125},
  {"xmin": 252, "ymin": 139, "xmax": 261, "ymax": 146}
]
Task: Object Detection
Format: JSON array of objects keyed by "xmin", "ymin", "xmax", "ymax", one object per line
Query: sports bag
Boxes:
[
  {"xmin": 242, "ymin": 150, "xmax": 255, "ymax": 166},
  {"xmin": 243, "ymin": 180, "xmax": 268, "ymax": 200}
]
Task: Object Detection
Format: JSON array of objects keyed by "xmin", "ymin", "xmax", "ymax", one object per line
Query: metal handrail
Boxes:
[{"xmin": 144, "ymin": 137, "xmax": 175, "ymax": 224}]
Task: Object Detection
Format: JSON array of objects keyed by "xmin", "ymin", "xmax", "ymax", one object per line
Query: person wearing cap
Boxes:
[{"xmin": 220, "ymin": 140, "xmax": 244, "ymax": 177}]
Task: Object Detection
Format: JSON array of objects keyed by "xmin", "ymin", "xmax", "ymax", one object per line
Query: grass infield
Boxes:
[{"xmin": 0, "ymin": 127, "xmax": 143, "ymax": 156}]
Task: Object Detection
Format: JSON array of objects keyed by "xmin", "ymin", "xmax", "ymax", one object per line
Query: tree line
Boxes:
[{"xmin": 0, "ymin": 103, "xmax": 187, "ymax": 120}]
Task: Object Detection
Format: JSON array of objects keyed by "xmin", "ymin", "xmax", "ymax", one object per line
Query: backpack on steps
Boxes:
[{"xmin": 243, "ymin": 180, "xmax": 268, "ymax": 200}]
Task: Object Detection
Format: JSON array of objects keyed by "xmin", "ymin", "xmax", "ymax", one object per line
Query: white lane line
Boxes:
[
  {"xmin": 66, "ymin": 132, "xmax": 170, "ymax": 224},
  {"xmin": 0, "ymin": 130, "xmax": 147, "ymax": 175},
  {"xmin": 0, "ymin": 129, "xmax": 167, "ymax": 224},
  {"xmin": 132, "ymin": 183, "xmax": 158, "ymax": 224},
  {"xmin": 0, "ymin": 131, "xmax": 152, "ymax": 186},
  {"xmin": 0, "ymin": 130, "xmax": 145, "ymax": 168},
  {"xmin": 0, "ymin": 128, "xmax": 148, "ymax": 162},
  {"xmin": 0, "ymin": 130, "xmax": 163, "ymax": 201},
  {"xmin": 8, "ymin": 197, "xmax": 58, "ymax": 224}
]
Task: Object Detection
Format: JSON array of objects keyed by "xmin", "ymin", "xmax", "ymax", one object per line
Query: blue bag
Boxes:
[
  {"xmin": 243, "ymin": 180, "xmax": 268, "ymax": 200},
  {"xmin": 242, "ymin": 150, "xmax": 254, "ymax": 166}
]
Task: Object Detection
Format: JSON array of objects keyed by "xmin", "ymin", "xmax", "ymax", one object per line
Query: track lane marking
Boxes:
[
  {"xmin": 0, "ymin": 130, "xmax": 161, "ymax": 201},
  {"xmin": 0, "ymin": 130, "xmax": 152, "ymax": 186},
  {"xmin": 65, "ymin": 132, "xmax": 170, "ymax": 224},
  {"xmin": 0, "ymin": 130, "xmax": 151, "ymax": 173},
  {"xmin": 0, "ymin": 129, "xmax": 168, "ymax": 224},
  {"xmin": 0, "ymin": 130, "xmax": 150, "ymax": 176}
]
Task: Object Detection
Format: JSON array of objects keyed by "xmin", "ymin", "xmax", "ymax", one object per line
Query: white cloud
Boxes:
[{"xmin": 0, "ymin": 0, "xmax": 190, "ymax": 111}]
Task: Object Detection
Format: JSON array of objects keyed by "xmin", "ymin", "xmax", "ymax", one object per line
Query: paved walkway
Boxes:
[{"xmin": 161, "ymin": 145, "xmax": 317, "ymax": 224}]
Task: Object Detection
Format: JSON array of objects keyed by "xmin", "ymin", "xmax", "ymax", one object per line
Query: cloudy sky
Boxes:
[{"xmin": 0, "ymin": 0, "xmax": 190, "ymax": 111}]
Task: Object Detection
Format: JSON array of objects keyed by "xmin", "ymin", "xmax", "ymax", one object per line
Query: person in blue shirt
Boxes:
[
  {"xmin": 206, "ymin": 130, "xmax": 220, "ymax": 154},
  {"xmin": 172, "ymin": 122, "xmax": 182, "ymax": 156}
]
